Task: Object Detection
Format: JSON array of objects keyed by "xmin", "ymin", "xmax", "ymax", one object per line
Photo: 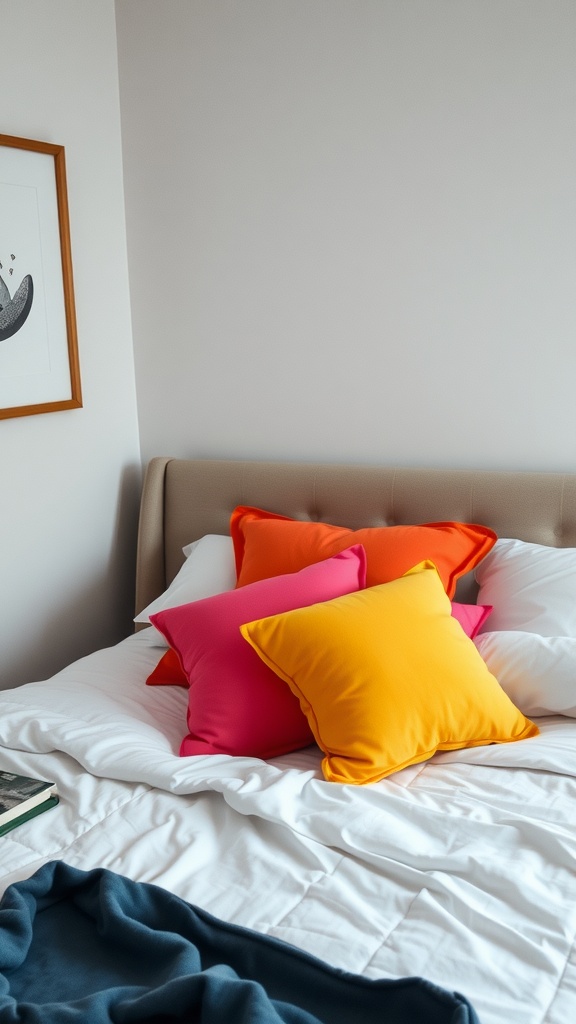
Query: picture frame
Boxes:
[{"xmin": 0, "ymin": 134, "xmax": 82, "ymax": 420}]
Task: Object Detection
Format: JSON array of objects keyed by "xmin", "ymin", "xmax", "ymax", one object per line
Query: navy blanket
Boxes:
[{"xmin": 0, "ymin": 861, "xmax": 480, "ymax": 1023}]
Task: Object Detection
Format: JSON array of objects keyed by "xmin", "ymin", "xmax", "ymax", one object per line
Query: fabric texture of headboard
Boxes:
[{"xmin": 135, "ymin": 456, "xmax": 576, "ymax": 619}]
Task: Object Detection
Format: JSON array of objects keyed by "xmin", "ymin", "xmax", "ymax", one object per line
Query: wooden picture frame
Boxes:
[{"xmin": 0, "ymin": 134, "xmax": 82, "ymax": 420}]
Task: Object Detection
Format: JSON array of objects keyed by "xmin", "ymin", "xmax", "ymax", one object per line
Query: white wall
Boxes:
[
  {"xmin": 0, "ymin": 1, "xmax": 141, "ymax": 689},
  {"xmin": 1, "ymin": 1, "xmax": 574, "ymax": 689},
  {"xmin": 117, "ymin": 0, "xmax": 576, "ymax": 472}
]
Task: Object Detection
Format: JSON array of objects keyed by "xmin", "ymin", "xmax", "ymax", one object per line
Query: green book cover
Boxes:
[
  {"xmin": 0, "ymin": 769, "xmax": 58, "ymax": 830},
  {"xmin": 0, "ymin": 795, "xmax": 59, "ymax": 837}
]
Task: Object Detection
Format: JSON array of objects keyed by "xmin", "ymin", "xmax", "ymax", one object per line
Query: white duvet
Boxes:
[{"xmin": 1, "ymin": 628, "xmax": 576, "ymax": 1024}]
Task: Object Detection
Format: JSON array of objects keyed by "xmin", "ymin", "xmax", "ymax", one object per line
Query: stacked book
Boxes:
[{"xmin": 0, "ymin": 770, "xmax": 58, "ymax": 837}]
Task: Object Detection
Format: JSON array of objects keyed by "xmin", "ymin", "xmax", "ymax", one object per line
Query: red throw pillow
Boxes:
[{"xmin": 146, "ymin": 648, "xmax": 188, "ymax": 688}]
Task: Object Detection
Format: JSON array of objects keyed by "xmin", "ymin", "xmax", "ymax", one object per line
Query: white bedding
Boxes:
[{"xmin": 1, "ymin": 628, "xmax": 576, "ymax": 1024}]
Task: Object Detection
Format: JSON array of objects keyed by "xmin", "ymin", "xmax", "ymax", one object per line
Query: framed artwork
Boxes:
[{"xmin": 0, "ymin": 134, "xmax": 82, "ymax": 420}]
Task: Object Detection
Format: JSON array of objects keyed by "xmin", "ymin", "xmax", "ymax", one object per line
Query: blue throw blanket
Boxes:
[{"xmin": 0, "ymin": 861, "xmax": 480, "ymax": 1023}]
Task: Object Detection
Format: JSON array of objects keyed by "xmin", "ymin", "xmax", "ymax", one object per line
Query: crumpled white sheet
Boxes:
[{"xmin": 1, "ymin": 628, "xmax": 575, "ymax": 1024}]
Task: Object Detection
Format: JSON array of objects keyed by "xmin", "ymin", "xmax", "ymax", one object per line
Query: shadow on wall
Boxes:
[{"xmin": 0, "ymin": 462, "xmax": 143, "ymax": 691}]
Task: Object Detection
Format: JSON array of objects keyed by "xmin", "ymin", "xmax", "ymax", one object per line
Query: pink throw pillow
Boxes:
[
  {"xmin": 451, "ymin": 601, "xmax": 492, "ymax": 639},
  {"xmin": 151, "ymin": 545, "xmax": 367, "ymax": 759}
]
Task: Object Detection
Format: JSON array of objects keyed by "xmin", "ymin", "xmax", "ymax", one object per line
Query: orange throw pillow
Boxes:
[{"xmin": 231, "ymin": 506, "xmax": 496, "ymax": 598}]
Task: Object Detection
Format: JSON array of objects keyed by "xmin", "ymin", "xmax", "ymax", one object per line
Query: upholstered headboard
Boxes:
[{"xmin": 135, "ymin": 456, "xmax": 576, "ymax": 618}]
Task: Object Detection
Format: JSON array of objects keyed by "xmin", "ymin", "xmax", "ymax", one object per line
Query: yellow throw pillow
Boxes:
[{"xmin": 240, "ymin": 561, "xmax": 539, "ymax": 784}]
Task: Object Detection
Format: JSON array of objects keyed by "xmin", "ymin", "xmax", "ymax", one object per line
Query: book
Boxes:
[
  {"xmin": 0, "ymin": 795, "xmax": 59, "ymax": 837},
  {"xmin": 0, "ymin": 770, "xmax": 58, "ymax": 836}
]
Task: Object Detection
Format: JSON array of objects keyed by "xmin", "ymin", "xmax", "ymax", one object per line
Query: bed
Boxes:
[{"xmin": 2, "ymin": 456, "xmax": 576, "ymax": 1023}]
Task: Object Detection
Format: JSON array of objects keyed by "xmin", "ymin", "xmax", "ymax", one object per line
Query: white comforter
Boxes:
[{"xmin": 1, "ymin": 629, "xmax": 575, "ymax": 1024}]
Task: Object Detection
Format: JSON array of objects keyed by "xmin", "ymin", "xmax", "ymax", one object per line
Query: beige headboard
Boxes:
[{"xmin": 135, "ymin": 456, "xmax": 576, "ymax": 619}]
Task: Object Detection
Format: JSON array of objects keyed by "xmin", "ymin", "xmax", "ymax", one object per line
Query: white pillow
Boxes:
[
  {"xmin": 475, "ymin": 538, "xmax": 576, "ymax": 636},
  {"xmin": 475, "ymin": 631, "xmax": 576, "ymax": 718},
  {"xmin": 134, "ymin": 534, "xmax": 236, "ymax": 638}
]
